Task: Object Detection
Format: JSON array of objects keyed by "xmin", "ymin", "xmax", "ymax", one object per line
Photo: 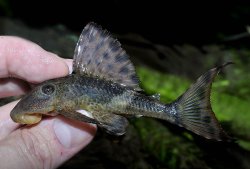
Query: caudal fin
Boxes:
[{"xmin": 172, "ymin": 62, "xmax": 233, "ymax": 141}]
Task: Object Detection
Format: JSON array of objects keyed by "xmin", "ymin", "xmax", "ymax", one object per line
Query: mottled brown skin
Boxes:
[
  {"xmin": 11, "ymin": 74, "xmax": 174, "ymax": 127},
  {"xmin": 10, "ymin": 22, "xmax": 232, "ymax": 141},
  {"xmin": 11, "ymin": 65, "xmax": 231, "ymax": 141}
]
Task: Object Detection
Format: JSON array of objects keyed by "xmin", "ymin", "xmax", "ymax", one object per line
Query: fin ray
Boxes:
[
  {"xmin": 58, "ymin": 110, "xmax": 99, "ymax": 124},
  {"xmin": 59, "ymin": 109, "xmax": 128, "ymax": 136},
  {"xmin": 172, "ymin": 63, "xmax": 233, "ymax": 141},
  {"xmin": 73, "ymin": 22, "xmax": 141, "ymax": 91},
  {"xmin": 92, "ymin": 111, "xmax": 129, "ymax": 136}
]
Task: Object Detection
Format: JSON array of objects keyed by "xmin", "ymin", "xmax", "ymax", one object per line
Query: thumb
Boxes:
[{"xmin": 0, "ymin": 116, "xmax": 96, "ymax": 169}]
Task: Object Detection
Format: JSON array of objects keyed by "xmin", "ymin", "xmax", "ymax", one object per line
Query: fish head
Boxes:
[{"xmin": 10, "ymin": 80, "xmax": 61, "ymax": 125}]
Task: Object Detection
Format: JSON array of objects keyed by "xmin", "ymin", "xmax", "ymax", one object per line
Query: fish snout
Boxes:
[{"xmin": 10, "ymin": 102, "xmax": 42, "ymax": 124}]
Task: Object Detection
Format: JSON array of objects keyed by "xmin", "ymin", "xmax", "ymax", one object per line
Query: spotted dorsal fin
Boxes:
[{"xmin": 73, "ymin": 22, "xmax": 141, "ymax": 91}]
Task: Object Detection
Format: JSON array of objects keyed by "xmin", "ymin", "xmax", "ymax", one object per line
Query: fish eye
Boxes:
[{"xmin": 42, "ymin": 84, "xmax": 55, "ymax": 95}]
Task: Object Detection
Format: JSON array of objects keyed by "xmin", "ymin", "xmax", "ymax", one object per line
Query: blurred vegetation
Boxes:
[
  {"xmin": 134, "ymin": 119, "xmax": 206, "ymax": 169},
  {"xmin": 133, "ymin": 53, "xmax": 250, "ymax": 168},
  {"xmin": 225, "ymin": 49, "xmax": 250, "ymax": 100}
]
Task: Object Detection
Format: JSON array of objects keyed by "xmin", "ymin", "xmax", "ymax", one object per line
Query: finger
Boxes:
[
  {"xmin": 0, "ymin": 58, "xmax": 74, "ymax": 135},
  {"xmin": 65, "ymin": 59, "xmax": 73, "ymax": 74},
  {"xmin": 0, "ymin": 100, "xmax": 21, "ymax": 140},
  {"xmin": 0, "ymin": 36, "xmax": 69, "ymax": 83},
  {"xmin": 0, "ymin": 116, "xmax": 96, "ymax": 169},
  {"xmin": 0, "ymin": 78, "xmax": 30, "ymax": 98},
  {"xmin": 0, "ymin": 59, "xmax": 73, "ymax": 98}
]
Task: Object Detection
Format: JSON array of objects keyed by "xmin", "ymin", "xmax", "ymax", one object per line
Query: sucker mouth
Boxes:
[
  {"xmin": 12, "ymin": 113, "xmax": 42, "ymax": 125},
  {"xmin": 10, "ymin": 109, "xmax": 58, "ymax": 125}
]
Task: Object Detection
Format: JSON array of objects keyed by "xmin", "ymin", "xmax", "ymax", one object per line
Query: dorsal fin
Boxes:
[{"xmin": 73, "ymin": 22, "xmax": 141, "ymax": 91}]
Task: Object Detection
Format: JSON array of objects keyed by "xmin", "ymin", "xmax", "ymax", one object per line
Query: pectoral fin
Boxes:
[
  {"xmin": 58, "ymin": 109, "xmax": 128, "ymax": 136},
  {"xmin": 58, "ymin": 109, "xmax": 99, "ymax": 124}
]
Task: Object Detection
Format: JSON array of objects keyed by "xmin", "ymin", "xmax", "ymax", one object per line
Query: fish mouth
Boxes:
[
  {"xmin": 11, "ymin": 110, "xmax": 59, "ymax": 125},
  {"xmin": 11, "ymin": 113, "xmax": 42, "ymax": 125}
]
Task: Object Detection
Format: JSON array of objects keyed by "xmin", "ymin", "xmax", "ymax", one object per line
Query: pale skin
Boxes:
[{"xmin": 0, "ymin": 36, "xmax": 96, "ymax": 169}]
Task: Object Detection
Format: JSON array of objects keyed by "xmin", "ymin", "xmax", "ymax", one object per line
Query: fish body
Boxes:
[{"xmin": 10, "ymin": 23, "xmax": 232, "ymax": 141}]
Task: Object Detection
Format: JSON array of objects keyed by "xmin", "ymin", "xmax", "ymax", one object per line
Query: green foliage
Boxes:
[
  {"xmin": 223, "ymin": 49, "xmax": 250, "ymax": 100},
  {"xmin": 135, "ymin": 66, "xmax": 250, "ymax": 168},
  {"xmin": 134, "ymin": 119, "xmax": 207, "ymax": 169},
  {"xmin": 137, "ymin": 67, "xmax": 189, "ymax": 102}
]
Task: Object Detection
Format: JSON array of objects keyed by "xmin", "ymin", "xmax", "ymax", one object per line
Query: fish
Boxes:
[{"xmin": 10, "ymin": 22, "xmax": 232, "ymax": 141}]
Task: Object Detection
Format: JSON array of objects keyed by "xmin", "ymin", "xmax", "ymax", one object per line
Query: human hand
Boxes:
[{"xmin": 0, "ymin": 36, "xmax": 96, "ymax": 169}]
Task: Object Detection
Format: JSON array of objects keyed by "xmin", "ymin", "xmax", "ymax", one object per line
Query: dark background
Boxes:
[
  {"xmin": 2, "ymin": 1, "xmax": 250, "ymax": 46},
  {"xmin": 1, "ymin": 1, "xmax": 250, "ymax": 169}
]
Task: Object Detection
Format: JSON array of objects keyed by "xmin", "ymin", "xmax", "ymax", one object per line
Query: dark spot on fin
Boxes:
[
  {"xmin": 115, "ymin": 54, "xmax": 129, "ymax": 63},
  {"xmin": 72, "ymin": 22, "xmax": 141, "ymax": 91},
  {"xmin": 171, "ymin": 63, "xmax": 233, "ymax": 141},
  {"xmin": 93, "ymin": 111, "xmax": 128, "ymax": 136},
  {"xmin": 103, "ymin": 52, "xmax": 109, "ymax": 59},
  {"xmin": 110, "ymin": 40, "xmax": 120, "ymax": 52},
  {"xmin": 203, "ymin": 116, "xmax": 211, "ymax": 123},
  {"xmin": 119, "ymin": 66, "xmax": 129, "ymax": 75},
  {"xmin": 130, "ymin": 74, "xmax": 140, "ymax": 85}
]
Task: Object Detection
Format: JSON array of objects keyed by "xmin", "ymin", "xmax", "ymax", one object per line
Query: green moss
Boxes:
[
  {"xmin": 137, "ymin": 67, "xmax": 189, "ymax": 102},
  {"xmin": 211, "ymin": 92, "xmax": 250, "ymax": 139},
  {"xmin": 238, "ymin": 140, "xmax": 250, "ymax": 151},
  {"xmin": 224, "ymin": 49, "xmax": 250, "ymax": 100},
  {"xmin": 136, "ymin": 66, "xmax": 250, "ymax": 152},
  {"xmin": 133, "ymin": 119, "xmax": 206, "ymax": 169}
]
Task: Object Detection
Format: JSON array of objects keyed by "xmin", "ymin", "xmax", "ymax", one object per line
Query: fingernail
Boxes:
[
  {"xmin": 65, "ymin": 59, "xmax": 73, "ymax": 74},
  {"xmin": 53, "ymin": 118, "xmax": 89, "ymax": 148}
]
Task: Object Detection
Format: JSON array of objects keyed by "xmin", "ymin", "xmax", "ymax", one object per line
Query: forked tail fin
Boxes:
[{"xmin": 172, "ymin": 62, "xmax": 233, "ymax": 141}]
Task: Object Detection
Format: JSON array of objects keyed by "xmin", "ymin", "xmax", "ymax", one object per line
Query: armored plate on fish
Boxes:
[{"xmin": 10, "ymin": 22, "xmax": 233, "ymax": 141}]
